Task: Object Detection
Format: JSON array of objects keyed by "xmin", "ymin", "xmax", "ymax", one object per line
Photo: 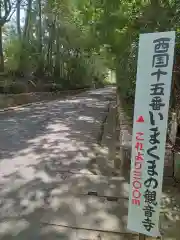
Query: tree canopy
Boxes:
[{"xmin": 1, "ymin": 0, "xmax": 180, "ymax": 94}]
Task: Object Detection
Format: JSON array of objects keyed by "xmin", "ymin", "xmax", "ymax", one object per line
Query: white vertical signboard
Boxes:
[{"xmin": 127, "ymin": 31, "xmax": 175, "ymax": 237}]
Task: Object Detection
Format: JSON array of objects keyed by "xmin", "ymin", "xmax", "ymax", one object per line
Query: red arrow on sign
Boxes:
[{"xmin": 136, "ymin": 115, "xmax": 144, "ymax": 123}]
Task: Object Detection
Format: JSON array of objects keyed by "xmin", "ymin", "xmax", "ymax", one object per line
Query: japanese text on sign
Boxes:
[
  {"xmin": 127, "ymin": 31, "xmax": 175, "ymax": 237},
  {"xmin": 143, "ymin": 37, "xmax": 170, "ymax": 233}
]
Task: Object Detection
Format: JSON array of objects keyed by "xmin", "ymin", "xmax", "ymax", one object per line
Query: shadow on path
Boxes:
[{"xmin": 0, "ymin": 87, "xmax": 131, "ymax": 239}]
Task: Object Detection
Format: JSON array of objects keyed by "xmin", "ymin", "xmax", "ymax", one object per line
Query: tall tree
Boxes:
[
  {"xmin": 16, "ymin": 0, "xmax": 21, "ymax": 38},
  {"xmin": 3, "ymin": 0, "xmax": 111, "ymax": 89},
  {"xmin": 0, "ymin": 0, "xmax": 12, "ymax": 71},
  {"xmin": 23, "ymin": 0, "xmax": 32, "ymax": 39}
]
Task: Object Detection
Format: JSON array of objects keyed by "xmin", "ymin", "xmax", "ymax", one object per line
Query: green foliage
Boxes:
[
  {"xmin": 77, "ymin": 0, "xmax": 180, "ymax": 104},
  {"xmin": 2, "ymin": 0, "xmax": 180, "ymax": 96},
  {"xmin": 0, "ymin": 80, "xmax": 27, "ymax": 94},
  {"xmin": 2, "ymin": 0, "xmax": 108, "ymax": 93},
  {"xmin": 4, "ymin": 38, "xmax": 21, "ymax": 71},
  {"xmin": 4, "ymin": 36, "xmax": 39, "ymax": 73}
]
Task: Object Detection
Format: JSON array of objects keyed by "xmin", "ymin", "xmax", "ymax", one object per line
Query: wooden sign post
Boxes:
[
  {"xmin": 139, "ymin": 233, "xmax": 161, "ymax": 239},
  {"xmin": 127, "ymin": 31, "xmax": 175, "ymax": 239},
  {"xmin": 139, "ymin": 233, "xmax": 146, "ymax": 240},
  {"xmin": 140, "ymin": 235, "xmax": 162, "ymax": 240}
]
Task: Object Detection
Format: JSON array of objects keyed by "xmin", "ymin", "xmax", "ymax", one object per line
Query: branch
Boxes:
[
  {"xmin": 6, "ymin": 7, "xmax": 16, "ymax": 21},
  {"xmin": 0, "ymin": 0, "xmax": 12, "ymax": 24},
  {"xmin": 4, "ymin": 0, "xmax": 12, "ymax": 19},
  {"xmin": 6, "ymin": 0, "xmax": 24, "ymax": 22}
]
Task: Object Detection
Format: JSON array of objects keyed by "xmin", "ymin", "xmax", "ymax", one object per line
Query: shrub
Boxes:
[{"xmin": 9, "ymin": 83, "xmax": 27, "ymax": 94}]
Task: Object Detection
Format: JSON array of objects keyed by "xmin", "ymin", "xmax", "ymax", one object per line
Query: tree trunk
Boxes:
[
  {"xmin": 16, "ymin": 0, "xmax": 21, "ymax": 38},
  {"xmin": 23, "ymin": 0, "xmax": 32, "ymax": 39},
  {"xmin": 0, "ymin": 25, "xmax": 4, "ymax": 72},
  {"xmin": 0, "ymin": 0, "xmax": 12, "ymax": 72},
  {"xmin": 46, "ymin": 27, "xmax": 53, "ymax": 75},
  {"xmin": 46, "ymin": 19, "xmax": 55, "ymax": 76},
  {"xmin": 18, "ymin": 0, "xmax": 32, "ymax": 74},
  {"xmin": 36, "ymin": 0, "xmax": 44, "ymax": 76},
  {"xmin": 38, "ymin": 0, "xmax": 42, "ymax": 54},
  {"xmin": 0, "ymin": 2, "xmax": 4, "ymax": 72},
  {"xmin": 54, "ymin": 26, "xmax": 60, "ymax": 77}
]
